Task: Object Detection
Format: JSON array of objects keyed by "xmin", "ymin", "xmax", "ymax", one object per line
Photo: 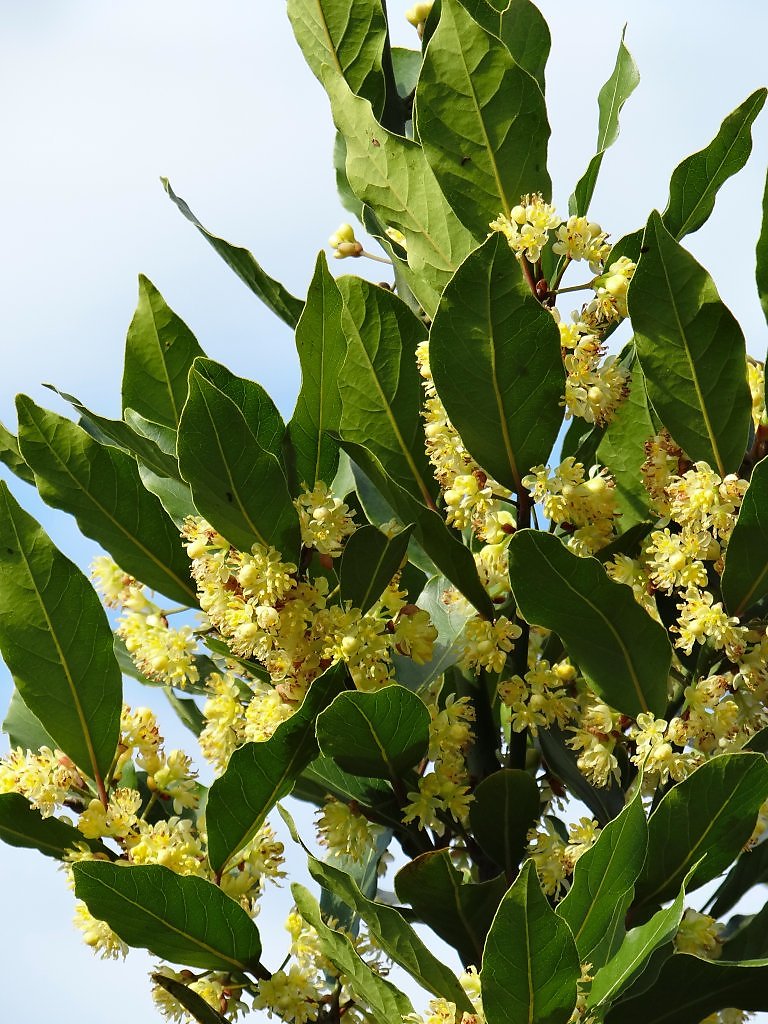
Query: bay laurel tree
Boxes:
[{"xmin": 2, "ymin": 3, "xmax": 768, "ymax": 1024}]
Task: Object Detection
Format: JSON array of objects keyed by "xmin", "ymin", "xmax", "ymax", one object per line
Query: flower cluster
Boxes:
[
  {"xmin": 526, "ymin": 816, "xmax": 601, "ymax": 897},
  {"xmin": 523, "ymin": 457, "xmax": 619, "ymax": 555}
]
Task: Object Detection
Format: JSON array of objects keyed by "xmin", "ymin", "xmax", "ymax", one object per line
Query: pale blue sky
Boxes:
[{"xmin": 1, "ymin": 2, "xmax": 768, "ymax": 1021}]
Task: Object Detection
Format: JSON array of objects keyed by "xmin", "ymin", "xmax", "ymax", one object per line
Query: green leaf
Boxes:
[
  {"xmin": 122, "ymin": 275, "xmax": 206, "ymax": 429},
  {"xmin": 2, "ymin": 688, "xmax": 56, "ymax": 752},
  {"xmin": 395, "ymin": 849, "xmax": 508, "ymax": 966},
  {"xmin": 124, "ymin": 411, "xmax": 197, "ymax": 527},
  {"xmin": 0, "ymin": 793, "xmax": 98, "ymax": 861},
  {"xmin": 499, "ymin": 0, "xmax": 550, "ymax": 93},
  {"xmin": 338, "ymin": 439, "xmax": 494, "ymax": 619},
  {"xmin": 596, "ymin": 357, "xmax": 654, "ymax": 527},
  {"xmin": 287, "ymin": 252, "xmax": 346, "ymax": 488},
  {"xmin": 0, "ymin": 482, "xmax": 121, "ymax": 782},
  {"xmin": 302, "ymin": 844, "xmax": 474, "ymax": 1013},
  {"xmin": 663, "ymin": 88, "xmax": 767, "ymax": 240},
  {"xmin": 468, "ymin": 769, "xmax": 540, "ymax": 878},
  {"xmin": 297, "ymin": 754, "xmax": 405, "ymax": 832},
  {"xmin": 757, "ymin": 167, "xmax": 768, "ymax": 324},
  {"xmin": 337, "ymin": 277, "xmax": 435, "ymax": 507},
  {"xmin": 570, "ymin": 30, "xmax": 639, "ymax": 216},
  {"xmin": 557, "ymin": 793, "xmax": 648, "ymax": 967},
  {"xmin": 629, "ymin": 210, "xmax": 751, "ymax": 475},
  {"xmin": 588, "ymin": 875, "xmax": 689, "ymax": 1009},
  {"xmin": 339, "ymin": 524, "xmax": 413, "ymax": 613},
  {"xmin": 316, "ymin": 685, "xmax": 430, "ymax": 779},
  {"xmin": 162, "ymin": 179, "xmax": 304, "ymax": 329},
  {"xmin": 178, "ymin": 359, "xmax": 300, "ymax": 556},
  {"xmin": 634, "ymin": 752, "xmax": 768, "ymax": 907},
  {"xmin": 508, "ymin": 530, "xmax": 671, "ymax": 718},
  {"xmin": 0, "ymin": 420, "xmax": 34, "ymax": 485},
  {"xmin": 481, "ymin": 860, "xmax": 580, "ymax": 1024},
  {"xmin": 323, "ymin": 74, "xmax": 477, "ymax": 318},
  {"xmin": 416, "ymin": 0, "xmax": 550, "ymax": 235},
  {"xmin": 391, "ymin": 46, "xmax": 422, "ymax": 101},
  {"xmin": 164, "ymin": 688, "xmax": 204, "ymax": 738},
  {"xmin": 605, "ymin": 955, "xmax": 768, "ymax": 1024},
  {"xmin": 16, "ymin": 397, "xmax": 195, "ymax": 606},
  {"xmin": 292, "ymin": 882, "xmax": 414, "ymax": 1019},
  {"xmin": 73, "ymin": 862, "xmax": 262, "ymax": 972},
  {"xmin": 430, "ymin": 233, "xmax": 565, "ymax": 493},
  {"xmin": 709, "ymin": 840, "xmax": 768, "ymax": 918},
  {"xmin": 151, "ymin": 974, "xmax": 230, "ymax": 1024},
  {"xmin": 537, "ymin": 724, "xmax": 625, "ymax": 826},
  {"xmin": 721, "ymin": 457, "xmax": 768, "ymax": 616},
  {"xmin": 205, "ymin": 664, "xmax": 346, "ymax": 873}
]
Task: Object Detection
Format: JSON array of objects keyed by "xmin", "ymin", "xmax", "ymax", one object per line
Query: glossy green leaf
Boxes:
[
  {"xmin": 722, "ymin": 457, "xmax": 768, "ymax": 616},
  {"xmin": 663, "ymin": 88, "xmax": 767, "ymax": 240},
  {"xmin": 430, "ymin": 234, "xmax": 565, "ymax": 493},
  {"xmin": 297, "ymin": 754, "xmax": 405, "ymax": 832},
  {"xmin": 205, "ymin": 664, "xmax": 346, "ymax": 873},
  {"xmin": 162, "ymin": 179, "xmax": 304, "ymax": 329},
  {"xmin": 588, "ymin": 876, "xmax": 689, "ymax": 1008},
  {"xmin": 538, "ymin": 724, "xmax": 625, "ymax": 826},
  {"xmin": 316, "ymin": 685, "xmax": 430, "ymax": 779},
  {"xmin": 151, "ymin": 974, "xmax": 230, "ymax": 1024},
  {"xmin": 16, "ymin": 397, "xmax": 195, "ymax": 605},
  {"xmin": 324, "ymin": 74, "xmax": 476, "ymax": 318},
  {"xmin": 630, "ymin": 210, "xmax": 751, "ymax": 475},
  {"xmin": 395, "ymin": 849, "xmax": 507, "ymax": 966},
  {"xmin": 468, "ymin": 769, "xmax": 540, "ymax": 877},
  {"xmin": 73, "ymin": 862, "xmax": 262, "ymax": 972},
  {"xmin": 508, "ymin": 530, "xmax": 670, "ymax": 718},
  {"xmin": 164, "ymin": 688, "xmax": 205, "ymax": 738},
  {"xmin": 392, "ymin": 573, "xmax": 474, "ymax": 690},
  {"xmin": 416, "ymin": 0, "xmax": 550, "ymax": 234},
  {"xmin": 337, "ymin": 276, "xmax": 435, "ymax": 507},
  {"xmin": 0, "ymin": 483, "xmax": 121, "ymax": 782},
  {"xmin": 123, "ymin": 410, "xmax": 197, "ymax": 527},
  {"xmin": 570, "ymin": 30, "xmax": 639, "ymax": 216},
  {"xmin": 709, "ymin": 839, "xmax": 768, "ymax": 918},
  {"xmin": 0, "ymin": 420, "xmax": 34, "ymax": 485},
  {"xmin": 635, "ymin": 753, "xmax": 768, "ymax": 907},
  {"xmin": 596, "ymin": 357, "xmax": 654, "ymax": 527},
  {"xmin": 287, "ymin": 252, "xmax": 346, "ymax": 488},
  {"xmin": 292, "ymin": 882, "xmax": 414, "ymax": 1018},
  {"xmin": 339, "ymin": 524, "xmax": 413, "ymax": 613},
  {"xmin": 557, "ymin": 793, "xmax": 648, "ymax": 967},
  {"xmin": 757, "ymin": 168, "xmax": 768, "ymax": 324},
  {"xmin": 122, "ymin": 275, "xmax": 206, "ymax": 429},
  {"xmin": 721, "ymin": 902, "xmax": 768, "ymax": 961},
  {"xmin": 0, "ymin": 793, "xmax": 98, "ymax": 861},
  {"xmin": 2, "ymin": 688, "xmax": 56, "ymax": 752},
  {"xmin": 606, "ymin": 955, "xmax": 768, "ymax": 1024},
  {"xmin": 482, "ymin": 860, "xmax": 580, "ymax": 1024},
  {"xmin": 499, "ymin": 0, "xmax": 550, "ymax": 92},
  {"xmin": 178, "ymin": 359, "xmax": 300, "ymax": 556},
  {"xmin": 391, "ymin": 46, "xmax": 422, "ymax": 100}
]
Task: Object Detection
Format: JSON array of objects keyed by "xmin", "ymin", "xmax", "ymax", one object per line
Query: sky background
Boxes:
[{"xmin": 2, "ymin": 1, "xmax": 768, "ymax": 1020}]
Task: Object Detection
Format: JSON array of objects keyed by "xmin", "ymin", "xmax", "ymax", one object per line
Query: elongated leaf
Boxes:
[
  {"xmin": 2, "ymin": 688, "xmax": 56, "ymax": 752},
  {"xmin": 596, "ymin": 358, "xmax": 654, "ymax": 527},
  {"xmin": 430, "ymin": 234, "xmax": 565, "ymax": 492},
  {"xmin": 663, "ymin": 88, "xmax": 767, "ymax": 240},
  {"xmin": 482, "ymin": 860, "xmax": 580, "ymax": 1024},
  {"xmin": 151, "ymin": 974, "xmax": 230, "ymax": 1024},
  {"xmin": 538, "ymin": 724, "xmax": 625, "ymax": 826},
  {"xmin": 324, "ymin": 74, "xmax": 477, "ymax": 318},
  {"xmin": 395, "ymin": 849, "xmax": 507, "ymax": 966},
  {"xmin": 630, "ymin": 211, "xmax": 751, "ymax": 474},
  {"xmin": 721, "ymin": 902, "xmax": 768, "ymax": 961},
  {"xmin": 122, "ymin": 275, "xmax": 206, "ymax": 428},
  {"xmin": 721, "ymin": 457, "xmax": 768, "ymax": 616},
  {"xmin": 16, "ymin": 397, "xmax": 195, "ymax": 605},
  {"xmin": 508, "ymin": 530, "xmax": 670, "ymax": 718},
  {"xmin": 557, "ymin": 793, "xmax": 647, "ymax": 967},
  {"xmin": 588, "ymin": 877, "xmax": 689, "ymax": 1008},
  {"xmin": 121, "ymin": 410, "xmax": 197, "ymax": 527},
  {"xmin": 0, "ymin": 420, "xmax": 34, "ymax": 485},
  {"xmin": 468, "ymin": 769, "xmax": 540, "ymax": 878},
  {"xmin": 73, "ymin": 862, "xmax": 262, "ymax": 971},
  {"xmin": 206, "ymin": 664, "xmax": 346, "ymax": 873},
  {"xmin": 392, "ymin": 573, "xmax": 473, "ymax": 690},
  {"xmin": 0, "ymin": 793, "xmax": 96, "ymax": 860},
  {"xmin": 0, "ymin": 483, "xmax": 121, "ymax": 781},
  {"xmin": 499, "ymin": 0, "xmax": 550, "ymax": 92},
  {"xmin": 337, "ymin": 277, "xmax": 435, "ymax": 507},
  {"xmin": 416, "ymin": 0, "xmax": 550, "ymax": 234},
  {"xmin": 292, "ymin": 883, "xmax": 413, "ymax": 1017},
  {"xmin": 709, "ymin": 839, "xmax": 768, "ymax": 918},
  {"xmin": 758, "ymin": 168, "xmax": 768, "ymax": 324},
  {"xmin": 288, "ymin": 252, "xmax": 346, "ymax": 488},
  {"xmin": 606, "ymin": 955, "xmax": 768, "ymax": 1024},
  {"xmin": 297, "ymin": 754, "xmax": 405, "ymax": 831},
  {"xmin": 339, "ymin": 524, "xmax": 413, "ymax": 613},
  {"xmin": 164, "ymin": 688, "xmax": 205, "ymax": 738},
  {"xmin": 570, "ymin": 31, "xmax": 639, "ymax": 216},
  {"xmin": 634, "ymin": 752, "xmax": 768, "ymax": 907},
  {"xmin": 162, "ymin": 179, "xmax": 304, "ymax": 329},
  {"xmin": 316, "ymin": 685, "xmax": 429, "ymax": 779},
  {"xmin": 178, "ymin": 359, "xmax": 300, "ymax": 556}
]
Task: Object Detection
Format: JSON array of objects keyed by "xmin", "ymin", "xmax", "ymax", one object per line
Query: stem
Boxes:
[
  {"xmin": 518, "ymin": 255, "xmax": 539, "ymax": 299},
  {"xmin": 360, "ymin": 250, "xmax": 392, "ymax": 265},
  {"xmin": 549, "ymin": 281, "xmax": 595, "ymax": 295},
  {"xmin": 549, "ymin": 255, "xmax": 572, "ymax": 295}
]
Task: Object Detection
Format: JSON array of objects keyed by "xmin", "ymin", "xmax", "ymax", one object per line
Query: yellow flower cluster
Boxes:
[
  {"xmin": 152, "ymin": 966, "xmax": 249, "ymax": 1022},
  {"xmin": 489, "ymin": 194, "xmax": 561, "ymax": 264},
  {"xmin": 316, "ymin": 798, "xmax": 384, "ymax": 862},
  {"xmin": 674, "ymin": 909, "xmax": 723, "ymax": 959},
  {"xmin": 523, "ymin": 458, "xmax": 619, "ymax": 556},
  {"xmin": 404, "ymin": 967, "xmax": 484, "ymax": 1024},
  {"xmin": 0, "ymin": 746, "xmax": 84, "ymax": 817},
  {"xmin": 499, "ymin": 659, "xmax": 578, "ymax": 735},
  {"xmin": 526, "ymin": 816, "xmax": 601, "ymax": 897},
  {"xmin": 554, "ymin": 308, "xmax": 630, "ymax": 426}
]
